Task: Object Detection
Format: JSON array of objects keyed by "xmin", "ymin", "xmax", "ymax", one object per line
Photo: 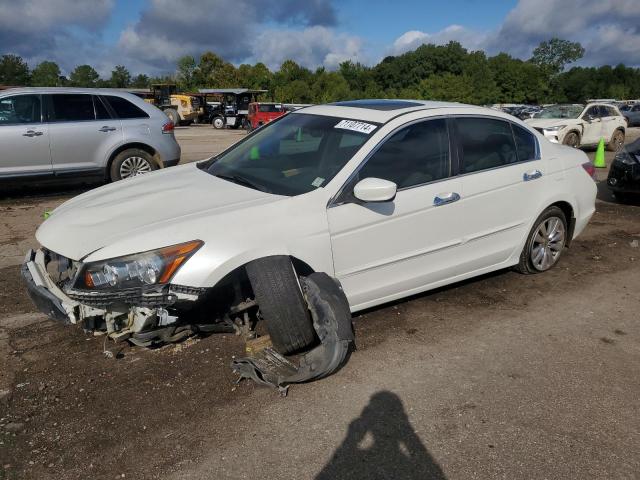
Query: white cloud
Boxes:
[
  {"xmin": 389, "ymin": 25, "xmax": 488, "ymax": 56},
  {"xmin": 253, "ymin": 26, "xmax": 365, "ymax": 70}
]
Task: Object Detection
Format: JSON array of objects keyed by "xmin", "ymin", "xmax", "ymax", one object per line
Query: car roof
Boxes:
[
  {"xmin": 0, "ymin": 87, "xmax": 140, "ymax": 96},
  {"xmin": 297, "ymin": 99, "xmax": 493, "ymax": 123}
]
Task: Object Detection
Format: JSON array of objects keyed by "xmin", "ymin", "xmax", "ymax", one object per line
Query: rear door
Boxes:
[
  {"xmin": 600, "ymin": 105, "xmax": 622, "ymax": 139},
  {"xmin": 0, "ymin": 94, "xmax": 51, "ymax": 179},
  {"xmin": 47, "ymin": 94, "xmax": 122, "ymax": 175},
  {"xmin": 454, "ymin": 116, "xmax": 545, "ymax": 271}
]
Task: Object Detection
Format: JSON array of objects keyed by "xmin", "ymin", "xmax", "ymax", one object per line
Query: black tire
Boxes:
[
  {"xmin": 212, "ymin": 116, "xmax": 225, "ymax": 129},
  {"xmin": 164, "ymin": 108, "xmax": 180, "ymax": 125},
  {"xmin": 245, "ymin": 256, "xmax": 316, "ymax": 354},
  {"xmin": 607, "ymin": 129, "xmax": 625, "ymax": 152},
  {"xmin": 516, "ymin": 206, "xmax": 568, "ymax": 274},
  {"xmin": 563, "ymin": 131, "xmax": 580, "ymax": 148},
  {"xmin": 109, "ymin": 148, "xmax": 156, "ymax": 182}
]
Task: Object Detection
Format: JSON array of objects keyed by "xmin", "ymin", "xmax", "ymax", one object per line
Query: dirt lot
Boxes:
[{"xmin": 1, "ymin": 126, "xmax": 639, "ymax": 480}]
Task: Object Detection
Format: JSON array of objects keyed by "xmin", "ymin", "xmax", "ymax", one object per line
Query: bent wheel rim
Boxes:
[
  {"xmin": 530, "ymin": 216, "xmax": 565, "ymax": 271},
  {"xmin": 119, "ymin": 156, "xmax": 152, "ymax": 178}
]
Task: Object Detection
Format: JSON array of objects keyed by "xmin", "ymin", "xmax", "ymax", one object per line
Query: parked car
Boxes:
[
  {"xmin": 526, "ymin": 103, "xmax": 626, "ymax": 150},
  {"xmin": 23, "ymin": 99, "xmax": 596, "ymax": 358},
  {"xmin": 0, "ymin": 87, "xmax": 181, "ymax": 184},
  {"xmin": 607, "ymin": 137, "xmax": 640, "ymax": 202},
  {"xmin": 620, "ymin": 104, "xmax": 640, "ymax": 127},
  {"xmin": 246, "ymin": 102, "xmax": 287, "ymax": 132}
]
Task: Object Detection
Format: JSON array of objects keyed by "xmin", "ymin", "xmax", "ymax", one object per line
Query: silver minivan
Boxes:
[{"xmin": 0, "ymin": 87, "xmax": 181, "ymax": 184}]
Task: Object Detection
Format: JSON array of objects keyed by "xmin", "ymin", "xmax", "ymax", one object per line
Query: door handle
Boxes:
[
  {"xmin": 98, "ymin": 126, "xmax": 117, "ymax": 132},
  {"xmin": 523, "ymin": 170, "xmax": 543, "ymax": 181},
  {"xmin": 433, "ymin": 192, "xmax": 460, "ymax": 207},
  {"xmin": 23, "ymin": 130, "xmax": 43, "ymax": 137}
]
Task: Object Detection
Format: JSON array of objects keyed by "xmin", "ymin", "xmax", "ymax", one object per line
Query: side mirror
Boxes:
[
  {"xmin": 585, "ymin": 114, "xmax": 595, "ymax": 122},
  {"xmin": 353, "ymin": 177, "xmax": 397, "ymax": 203}
]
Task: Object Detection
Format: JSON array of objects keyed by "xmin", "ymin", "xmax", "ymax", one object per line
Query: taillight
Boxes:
[
  {"xmin": 162, "ymin": 121, "xmax": 175, "ymax": 134},
  {"xmin": 581, "ymin": 161, "xmax": 596, "ymax": 180}
]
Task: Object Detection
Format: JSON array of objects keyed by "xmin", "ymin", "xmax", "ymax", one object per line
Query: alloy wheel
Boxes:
[
  {"xmin": 119, "ymin": 156, "xmax": 152, "ymax": 178},
  {"xmin": 530, "ymin": 216, "xmax": 565, "ymax": 271}
]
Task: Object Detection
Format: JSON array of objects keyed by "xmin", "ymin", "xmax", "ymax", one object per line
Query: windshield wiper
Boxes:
[{"xmin": 214, "ymin": 172, "xmax": 270, "ymax": 193}]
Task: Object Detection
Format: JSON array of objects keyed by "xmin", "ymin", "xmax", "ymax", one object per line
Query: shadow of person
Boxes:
[{"xmin": 315, "ymin": 391, "xmax": 446, "ymax": 480}]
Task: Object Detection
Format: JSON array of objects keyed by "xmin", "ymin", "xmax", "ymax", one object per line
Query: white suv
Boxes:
[
  {"xmin": 0, "ymin": 87, "xmax": 181, "ymax": 184},
  {"xmin": 526, "ymin": 103, "xmax": 626, "ymax": 150},
  {"xmin": 23, "ymin": 100, "xmax": 597, "ymax": 357}
]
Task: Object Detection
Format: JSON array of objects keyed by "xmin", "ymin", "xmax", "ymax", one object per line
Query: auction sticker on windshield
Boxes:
[{"xmin": 334, "ymin": 119, "xmax": 377, "ymax": 134}]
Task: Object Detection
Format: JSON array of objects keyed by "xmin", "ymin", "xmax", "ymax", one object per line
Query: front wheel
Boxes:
[
  {"xmin": 110, "ymin": 148, "xmax": 156, "ymax": 182},
  {"xmin": 563, "ymin": 132, "xmax": 580, "ymax": 148},
  {"xmin": 607, "ymin": 129, "xmax": 625, "ymax": 152},
  {"xmin": 516, "ymin": 206, "xmax": 567, "ymax": 274}
]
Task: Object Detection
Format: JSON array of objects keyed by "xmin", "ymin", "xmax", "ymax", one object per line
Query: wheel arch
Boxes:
[
  {"xmin": 106, "ymin": 142, "xmax": 162, "ymax": 180},
  {"xmin": 549, "ymin": 200, "xmax": 575, "ymax": 246}
]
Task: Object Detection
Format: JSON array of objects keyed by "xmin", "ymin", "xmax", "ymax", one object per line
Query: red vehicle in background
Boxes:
[{"xmin": 246, "ymin": 102, "xmax": 287, "ymax": 132}]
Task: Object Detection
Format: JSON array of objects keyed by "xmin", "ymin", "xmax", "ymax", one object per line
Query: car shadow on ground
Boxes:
[
  {"xmin": 0, "ymin": 181, "xmax": 101, "ymax": 201},
  {"xmin": 315, "ymin": 391, "xmax": 447, "ymax": 480}
]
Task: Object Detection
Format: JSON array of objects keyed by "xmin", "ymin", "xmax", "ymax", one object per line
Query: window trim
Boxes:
[
  {"xmin": 451, "ymin": 114, "xmax": 541, "ymax": 178},
  {"xmin": 93, "ymin": 95, "xmax": 114, "ymax": 121},
  {"xmin": 329, "ymin": 113, "xmax": 541, "ymax": 207},
  {"xmin": 0, "ymin": 94, "xmax": 44, "ymax": 126},
  {"xmin": 45, "ymin": 93, "xmax": 104, "ymax": 124},
  {"xmin": 329, "ymin": 115, "xmax": 454, "ymax": 207}
]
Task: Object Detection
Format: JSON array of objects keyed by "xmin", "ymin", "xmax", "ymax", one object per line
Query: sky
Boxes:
[{"xmin": 1, "ymin": 0, "xmax": 639, "ymax": 77}]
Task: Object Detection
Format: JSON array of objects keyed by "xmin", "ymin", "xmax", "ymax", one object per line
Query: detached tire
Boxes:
[
  {"xmin": 246, "ymin": 256, "xmax": 316, "ymax": 354},
  {"xmin": 109, "ymin": 148, "xmax": 156, "ymax": 182}
]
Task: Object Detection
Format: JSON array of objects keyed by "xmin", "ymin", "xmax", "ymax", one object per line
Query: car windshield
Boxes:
[
  {"xmin": 536, "ymin": 105, "xmax": 584, "ymax": 119},
  {"xmin": 203, "ymin": 113, "xmax": 375, "ymax": 196}
]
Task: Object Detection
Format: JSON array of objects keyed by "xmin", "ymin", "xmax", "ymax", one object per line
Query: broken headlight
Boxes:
[{"xmin": 77, "ymin": 240, "xmax": 203, "ymax": 290}]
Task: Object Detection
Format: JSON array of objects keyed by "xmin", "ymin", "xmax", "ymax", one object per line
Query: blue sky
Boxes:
[{"xmin": 1, "ymin": 0, "xmax": 639, "ymax": 76}]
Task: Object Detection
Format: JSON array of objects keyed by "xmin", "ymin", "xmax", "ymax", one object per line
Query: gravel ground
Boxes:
[{"xmin": 0, "ymin": 126, "xmax": 639, "ymax": 480}]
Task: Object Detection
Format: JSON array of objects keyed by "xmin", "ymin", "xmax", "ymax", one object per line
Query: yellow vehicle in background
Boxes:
[{"xmin": 142, "ymin": 84, "xmax": 201, "ymax": 125}]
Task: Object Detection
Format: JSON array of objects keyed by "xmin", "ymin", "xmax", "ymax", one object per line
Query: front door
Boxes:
[
  {"xmin": 581, "ymin": 105, "xmax": 604, "ymax": 145},
  {"xmin": 0, "ymin": 94, "xmax": 51, "ymax": 178},
  {"xmin": 328, "ymin": 118, "xmax": 466, "ymax": 310}
]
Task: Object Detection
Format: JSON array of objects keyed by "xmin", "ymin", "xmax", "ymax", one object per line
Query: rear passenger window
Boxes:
[
  {"xmin": 358, "ymin": 118, "xmax": 450, "ymax": 189},
  {"xmin": 93, "ymin": 96, "xmax": 111, "ymax": 120},
  {"xmin": 104, "ymin": 96, "xmax": 149, "ymax": 119},
  {"xmin": 456, "ymin": 117, "xmax": 517, "ymax": 173},
  {"xmin": 50, "ymin": 94, "xmax": 95, "ymax": 122},
  {"xmin": 0, "ymin": 95, "xmax": 41, "ymax": 125},
  {"xmin": 512, "ymin": 124, "xmax": 537, "ymax": 162}
]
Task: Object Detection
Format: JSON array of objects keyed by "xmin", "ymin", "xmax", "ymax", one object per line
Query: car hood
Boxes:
[
  {"xmin": 36, "ymin": 163, "xmax": 285, "ymax": 260},
  {"xmin": 525, "ymin": 118, "xmax": 580, "ymax": 128}
]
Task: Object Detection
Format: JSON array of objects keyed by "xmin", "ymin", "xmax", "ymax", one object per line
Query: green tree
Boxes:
[
  {"xmin": 0, "ymin": 54, "xmax": 30, "ymax": 85},
  {"xmin": 176, "ymin": 55, "xmax": 197, "ymax": 89},
  {"xmin": 131, "ymin": 74, "xmax": 150, "ymax": 88},
  {"xmin": 110, "ymin": 65, "xmax": 131, "ymax": 88},
  {"xmin": 69, "ymin": 64, "xmax": 100, "ymax": 87},
  {"xmin": 31, "ymin": 61, "xmax": 61, "ymax": 86},
  {"xmin": 530, "ymin": 38, "xmax": 585, "ymax": 76},
  {"xmin": 420, "ymin": 73, "xmax": 475, "ymax": 103}
]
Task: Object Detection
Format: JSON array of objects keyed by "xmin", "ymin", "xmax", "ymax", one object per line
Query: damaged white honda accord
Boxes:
[{"xmin": 23, "ymin": 100, "xmax": 597, "ymax": 386}]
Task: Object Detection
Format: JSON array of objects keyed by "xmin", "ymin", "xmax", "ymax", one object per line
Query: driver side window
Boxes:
[
  {"xmin": 584, "ymin": 106, "xmax": 600, "ymax": 119},
  {"xmin": 357, "ymin": 118, "xmax": 450, "ymax": 189}
]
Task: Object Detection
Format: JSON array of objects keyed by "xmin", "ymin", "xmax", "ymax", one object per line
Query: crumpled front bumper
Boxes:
[
  {"xmin": 21, "ymin": 249, "xmax": 205, "ymax": 340},
  {"xmin": 21, "ymin": 249, "xmax": 89, "ymax": 324}
]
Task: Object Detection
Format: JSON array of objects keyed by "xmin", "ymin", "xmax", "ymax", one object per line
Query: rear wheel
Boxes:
[
  {"xmin": 110, "ymin": 148, "xmax": 156, "ymax": 182},
  {"xmin": 164, "ymin": 108, "xmax": 180, "ymax": 126},
  {"xmin": 563, "ymin": 131, "xmax": 580, "ymax": 148},
  {"xmin": 212, "ymin": 116, "xmax": 225, "ymax": 129},
  {"xmin": 245, "ymin": 256, "xmax": 316, "ymax": 354},
  {"xmin": 607, "ymin": 129, "xmax": 625, "ymax": 152},
  {"xmin": 516, "ymin": 206, "xmax": 567, "ymax": 274}
]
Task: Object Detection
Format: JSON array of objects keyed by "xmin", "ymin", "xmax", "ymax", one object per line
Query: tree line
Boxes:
[{"xmin": 2, "ymin": 38, "xmax": 640, "ymax": 104}]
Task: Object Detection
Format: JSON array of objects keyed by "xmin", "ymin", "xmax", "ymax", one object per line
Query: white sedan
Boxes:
[{"xmin": 23, "ymin": 99, "xmax": 597, "ymax": 356}]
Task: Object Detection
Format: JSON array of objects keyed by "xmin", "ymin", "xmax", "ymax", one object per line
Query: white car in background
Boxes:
[
  {"xmin": 526, "ymin": 103, "xmax": 626, "ymax": 150},
  {"xmin": 23, "ymin": 99, "xmax": 597, "ymax": 358}
]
